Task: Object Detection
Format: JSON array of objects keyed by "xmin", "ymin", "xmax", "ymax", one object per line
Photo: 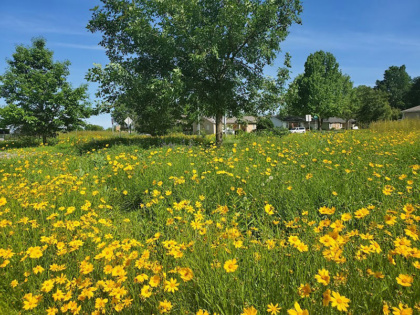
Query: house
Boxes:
[
  {"xmin": 402, "ymin": 105, "xmax": 420, "ymax": 119},
  {"xmin": 271, "ymin": 115, "xmax": 356, "ymax": 130},
  {"xmin": 321, "ymin": 117, "xmax": 356, "ymax": 130},
  {"xmin": 271, "ymin": 115, "xmax": 306, "ymax": 129},
  {"xmin": 192, "ymin": 116, "xmax": 257, "ymax": 135}
]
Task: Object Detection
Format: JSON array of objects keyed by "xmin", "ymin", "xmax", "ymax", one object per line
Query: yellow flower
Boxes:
[
  {"xmin": 288, "ymin": 236, "xmax": 300, "ymax": 245},
  {"xmin": 158, "ymin": 299, "xmax": 173, "ymax": 313},
  {"xmin": 140, "ymin": 285, "xmax": 152, "ymax": 298},
  {"xmin": 224, "ymin": 259, "xmax": 238, "ymax": 273},
  {"xmin": 354, "ymin": 208, "xmax": 369, "ymax": 219},
  {"xmin": 80, "ymin": 261, "xmax": 94, "ymax": 274},
  {"xmin": 52, "ymin": 289, "xmax": 66, "ymax": 301},
  {"xmin": 134, "ymin": 273, "xmax": 149, "ymax": 283},
  {"xmin": 10, "ymin": 279, "xmax": 18, "ymax": 288},
  {"xmin": 322, "ymin": 289, "xmax": 331, "ymax": 306},
  {"xmin": 392, "ymin": 303, "xmax": 413, "ymax": 315},
  {"xmin": 179, "ymin": 267, "xmax": 194, "ymax": 281},
  {"xmin": 41, "ymin": 279, "xmax": 55, "ymax": 293},
  {"xmin": 267, "ymin": 303, "xmax": 281, "ymax": 314},
  {"xmin": 287, "ymin": 302, "xmax": 309, "ymax": 315},
  {"xmin": 241, "ymin": 306, "xmax": 258, "ymax": 315},
  {"xmin": 296, "ymin": 242, "xmax": 308, "ymax": 252},
  {"xmin": 396, "ymin": 274, "xmax": 413, "ymax": 287},
  {"xmin": 23, "ymin": 293, "xmax": 39, "ymax": 310},
  {"xmin": 164, "ymin": 278, "xmax": 180, "ymax": 293},
  {"xmin": 46, "ymin": 307, "xmax": 59, "ymax": 315},
  {"xmin": 0, "ymin": 197, "xmax": 6, "ymax": 207},
  {"xmin": 27, "ymin": 246, "xmax": 43, "ymax": 259},
  {"xmin": 149, "ymin": 275, "xmax": 161, "ymax": 287},
  {"xmin": 298, "ymin": 283, "xmax": 311, "ymax": 297},
  {"xmin": 95, "ymin": 298, "xmax": 108, "ymax": 309},
  {"xmin": 341, "ymin": 213, "xmax": 352, "ymax": 221},
  {"xmin": 315, "ymin": 268, "xmax": 330, "ymax": 286},
  {"xmin": 330, "ymin": 291, "xmax": 350, "ymax": 312},
  {"xmin": 384, "ymin": 215, "xmax": 397, "ymax": 225},
  {"xmin": 197, "ymin": 310, "xmax": 210, "ymax": 315},
  {"xmin": 104, "ymin": 265, "xmax": 113, "ymax": 274},
  {"xmin": 265, "ymin": 204, "xmax": 275, "ymax": 215},
  {"xmin": 319, "ymin": 206, "xmax": 335, "ymax": 215}
]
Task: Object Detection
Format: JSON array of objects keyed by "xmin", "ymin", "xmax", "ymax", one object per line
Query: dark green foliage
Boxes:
[
  {"xmin": 85, "ymin": 124, "xmax": 104, "ymax": 131},
  {"xmin": 354, "ymin": 85, "xmax": 392, "ymax": 124},
  {"xmin": 256, "ymin": 116, "xmax": 275, "ymax": 130},
  {"xmin": 405, "ymin": 76, "xmax": 420, "ymax": 109},
  {"xmin": 375, "ymin": 65, "xmax": 411, "ymax": 110},
  {"xmin": 0, "ymin": 38, "xmax": 91, "ymax": 143},
  {"xmin": 256, "ymin": 126, "xmax": 289, "ymax": 137}
]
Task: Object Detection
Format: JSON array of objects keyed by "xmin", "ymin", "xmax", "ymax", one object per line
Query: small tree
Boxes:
[
  {"xmin": 354, "ymin": 85, "xmax": 391, "ymax": 125},
  {"xmin": 375, "ymin": 65, "xmax": 411, "ymax": 110},
  {"xmin": 406, "ymin": 76, "xmax": 420, "ymax": 109},
  {"xmin": 256, "ymin": 116, "xmax": 274, "ymax": 130},
  {"xmin": 0, "ymin": 38, "xmax": 91, "ymax": 143},
  {"xmin": 286, "ymin": 51, "xmax": 352, "ymax": 129}
]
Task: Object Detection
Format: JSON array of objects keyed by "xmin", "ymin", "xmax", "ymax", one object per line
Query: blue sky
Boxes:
[{"xmin": 1, "ymin": 0, "xmax": 419, "ymax": 128}]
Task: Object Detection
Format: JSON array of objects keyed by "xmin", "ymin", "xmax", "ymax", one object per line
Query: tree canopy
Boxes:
[
  {"xmin": 87, "ymin": 0, "xmax": 302, "ymax": 143},
  {"xmin": 354, "ymin": 85, "xmax": 391, "ymax": 125},
  {"xmin": 285, "ymin": 51, "xmax": 352, "ymax": 129},
  {"xmin": 375, "ymin": 65, "xmax": 411, "ymax": 111},
  {"xmin": 405, "ymin": 76, "xmax": 420, "ymax": 109},
  {"xmin": 0, "ymin": 38, "xmax": 91, "ymax": 143}
]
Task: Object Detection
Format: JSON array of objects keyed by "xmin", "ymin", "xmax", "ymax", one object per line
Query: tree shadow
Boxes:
[{"xmin": 75, "ymin": 134, "xmax": 212, "ymax": 154}]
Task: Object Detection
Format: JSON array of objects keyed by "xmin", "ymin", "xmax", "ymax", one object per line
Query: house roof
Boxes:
[
  {"xmin": 273, "ymin": 116, "xmax": 356, "ymax": 123},
  {"xmin": 201, "ymin": 116, "xmax": 257, "ymax": 124},
  {"xmin": 402, "ymin": 105, "xmax": 420, "ymax": 113},
  {"xmin": 323, "ymin": 117, "xmax": 356, "ymax": 123},
  {"xmin": 273, "ymin": 115, "xmax": 305, "ymax": 122}
]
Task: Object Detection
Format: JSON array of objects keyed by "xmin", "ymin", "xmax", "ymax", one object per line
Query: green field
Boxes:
[{"xmin": 0, "ymin": 123, "xmax": 419, "ymax": 314}]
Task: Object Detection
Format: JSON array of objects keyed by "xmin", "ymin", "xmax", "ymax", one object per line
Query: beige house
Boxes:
[
  {"xmin": 402, "ymin": 105, "xmax": 420, "ymax": 119},
  {"xmin": 192, "ymin": 116, "xmax": 257, "ymax": 135},
  {"xmin": 271, "ymin": 116, "xmax": 356, "ymax": 130}
]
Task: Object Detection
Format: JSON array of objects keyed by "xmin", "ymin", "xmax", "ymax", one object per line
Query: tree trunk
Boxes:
[
  {"xmin": 42, "ymin": 134, "xmax": 47, "ymax": 145},
  {"xmin": 318, "ymin": 117, "xmax": 323, "ymax": 131},
  {"xmin": 215, "ymin": 112, "xmax": 223, "ymax": 146}
]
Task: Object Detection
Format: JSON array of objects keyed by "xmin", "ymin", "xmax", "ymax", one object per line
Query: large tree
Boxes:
[
  {"xmin": 286, "ymin": 51, "xmax": 352, "ymax": 129},
  {"xmin": 375, "ymin": 65, "xmax": 411, "ymax": 110},
  {"xmin": 405, "ymin": 76, "xmax": 420, "ymax": 109},
  {"xmin": 0, "ymin": 38, "xmax": 91, "ymax": 143},
  {"xmin": 87, "ymin": 0, "xmax": 302, "ymax": 144},
  {"xmin": 354, "ymin": 85, "xmax": 391, "ymax": 125}
]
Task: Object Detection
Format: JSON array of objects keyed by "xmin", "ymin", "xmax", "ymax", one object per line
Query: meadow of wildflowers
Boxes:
[{"xmin": 0, "ymin": 125, "xmax": 419, "ymax": 314}]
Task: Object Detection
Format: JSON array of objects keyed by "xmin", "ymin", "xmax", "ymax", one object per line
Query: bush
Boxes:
[
  {"xmin": 255, "ymin": 127, "xmax": 289, "ymax": 137},
  {"xmin": 85, "ymin": 124, "xmax": 105, "ymax": 131},
  {"xmin": 256, "ymin": 116, "xmax": 274, "ymax": 130}
]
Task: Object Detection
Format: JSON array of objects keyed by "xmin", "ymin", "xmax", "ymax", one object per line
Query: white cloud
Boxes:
[{"xmin": 52, "ymin": 42, "xmax": 104, "ymax": 51}]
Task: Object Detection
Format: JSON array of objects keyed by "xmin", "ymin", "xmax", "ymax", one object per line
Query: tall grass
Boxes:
[
  {"xmin": 370, "ymin": 119, "xmax": 420, "ymax": 132},
  {"xmin": 0, "ymin": 129, "xmax": 419, "ymax": 314}
]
